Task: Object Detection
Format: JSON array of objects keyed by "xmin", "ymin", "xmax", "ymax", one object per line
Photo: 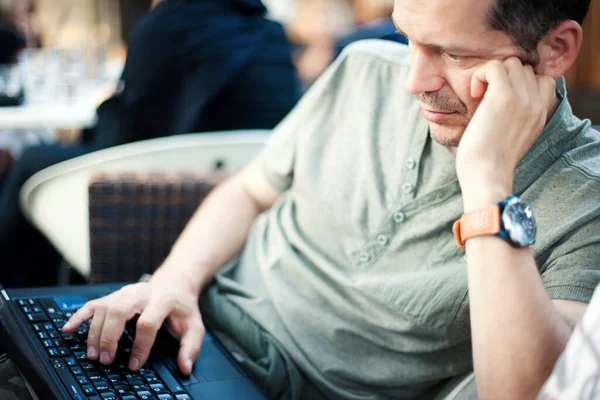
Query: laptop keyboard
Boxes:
[{"xmin": 18, "ymin": 297, "xmax": 191, "ymax": 400}]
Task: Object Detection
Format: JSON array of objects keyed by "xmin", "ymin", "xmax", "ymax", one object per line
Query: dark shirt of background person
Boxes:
[
  {"xmin": 94, "ymin": 0, "xmax": 301, "ymax": 149},
  {"xmin": 0, "ymin": 19, "xmax": 25, "ymax": 64},
  {"xmin": 335, "ymin": 18, "xmax": 408, "ymax": 59}
]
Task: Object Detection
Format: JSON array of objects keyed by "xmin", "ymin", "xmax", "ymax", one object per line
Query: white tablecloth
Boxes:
[{"xmin": 0, "ymin": 83, "xmax": 105, "ymax": 130}]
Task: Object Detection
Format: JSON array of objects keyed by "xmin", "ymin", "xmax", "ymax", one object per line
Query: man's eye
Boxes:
[{"xmin": 445, "ymin": 53, "xmax": 466, "ymax": 62}]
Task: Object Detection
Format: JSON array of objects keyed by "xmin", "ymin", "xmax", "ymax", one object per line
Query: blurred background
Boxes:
[{"xmin": 1, "ymin": 0, "xmax": 599, "ymax": 124}]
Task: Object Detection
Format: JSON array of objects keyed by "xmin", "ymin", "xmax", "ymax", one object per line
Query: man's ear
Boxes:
[{"xmin": 536, "ymin": 20, "xmax": 583, "ymax": 78}]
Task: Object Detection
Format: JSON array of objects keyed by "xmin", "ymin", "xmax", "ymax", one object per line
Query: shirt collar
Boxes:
[{"xmin": 513, "ymin": 77, "xmax": 588, "ymax": 194}]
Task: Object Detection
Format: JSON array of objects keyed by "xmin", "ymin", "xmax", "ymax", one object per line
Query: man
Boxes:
[{"xmin": 64, "ymin": 0, "xmax": 600, "ymax": 399}]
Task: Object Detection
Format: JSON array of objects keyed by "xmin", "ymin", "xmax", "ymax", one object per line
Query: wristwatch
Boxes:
[{"xmin": 453, "ymin": 194, "xmax": 537, "ymax": 249}]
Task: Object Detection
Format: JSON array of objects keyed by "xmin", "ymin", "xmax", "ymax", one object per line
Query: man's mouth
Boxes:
[{"xmin": 420, "ymin": 108, "xmax": 457, "ymax": 123}]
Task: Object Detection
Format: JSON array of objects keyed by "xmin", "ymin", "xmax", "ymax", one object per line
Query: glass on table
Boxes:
[{"xmin": 18, "ymin": 49, "xmax": 59, "ymax": 104}]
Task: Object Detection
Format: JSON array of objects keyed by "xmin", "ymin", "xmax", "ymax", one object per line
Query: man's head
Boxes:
[{"xmin": 393, "ymin": 0, "xmax": 589, "ymax": 147}]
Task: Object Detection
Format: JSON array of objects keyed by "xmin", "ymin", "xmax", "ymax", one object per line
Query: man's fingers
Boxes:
[
  {"xmin": 537, "ymin": 75, "xmax": 557, "ymax": 108},
  {"xmin": 521, "ymin": 64, "xmax": 538, "ymax": 98},
  {"xmin": 85, "ymin": 308, "xmax": 106, "ymax": 361},
  {"xmin": 177, "ymin": 319, "xmax": 204, "ymax": 375},
  {"xmin": 62, "ymin": 302, "xmax": 95, "ymax": 333},
  {"xmin": 504, "ymin": 58, "xmax": 530, "ymax": 102},
  {"xmin": 471, "ymin": 60, "xmax": 511, "ymax": 99},
  {"xmin": 98, "ymin": 310, "xmax": 129, "ymax": 365},
  {"xmin": 129, "ymin": 302, "xmax": 170, "ymax": 370}
]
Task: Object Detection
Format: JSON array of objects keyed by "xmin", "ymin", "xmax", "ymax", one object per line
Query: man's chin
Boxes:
[{"xmin": 429, "ymin": 123, "xmax": 464, "ymax": 148}]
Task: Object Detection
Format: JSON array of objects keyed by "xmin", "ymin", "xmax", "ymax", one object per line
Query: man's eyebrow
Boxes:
[{"xmin": 392, "ymin": 18, "xmax": 480, "ymax": 54}]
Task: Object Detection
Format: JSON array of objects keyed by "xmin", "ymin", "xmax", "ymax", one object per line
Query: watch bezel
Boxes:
[{"xmin": 500, "ymin": 195, "xmax": 537, "ymax": 247}]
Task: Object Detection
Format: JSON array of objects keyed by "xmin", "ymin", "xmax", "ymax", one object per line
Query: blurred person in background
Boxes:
[
  {"xmin": 291, "ymin": 0, "xmax": 405, "ymax": 87},
  {"xmin": 0, "ymin": 0, "xmax": 38, "ymax": 63},
  {"xmin": 334, "ymin": 0, "xmax": 406, "ymax": 57},
  {"xmin": 0, "ymin": 0, "xmax": 41, "ymax": 189},
  {"xmin": 0, "ymin": 1, "xmax": 25, "ymax": 64},
  {"xmin": 0, "ymin": 0, "xmax": 300, "ymax": 288}
]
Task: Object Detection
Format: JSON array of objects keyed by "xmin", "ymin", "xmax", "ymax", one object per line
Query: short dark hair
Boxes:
[{"xmin": 486, "ymin": 0, "xmax": 591, "ymax": 64}]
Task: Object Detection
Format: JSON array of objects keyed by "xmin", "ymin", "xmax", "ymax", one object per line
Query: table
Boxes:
[{"xmin": 0, "ymin": 82, "xmax": 112, "ymax": 131}]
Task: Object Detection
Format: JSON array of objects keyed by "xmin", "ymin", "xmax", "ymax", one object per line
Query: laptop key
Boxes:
[
  {"xmin": 99, "ymin": 391, "xmax": 119, "ymax": 400},
  {"xmin": 106, "ymin": 374, "xmax": 123, "ymax": 384},
  {"xmin": 80, "ymin": 361, "xmax": 95, "ymax": 370},
  {"xmin": 43, "ymin": 323, "xmax": 54, "ymax": 330},
  {"xmin": 71, "ymin": 367, "xmax": 84, "ymax": 376},
  {"xmin": 74, "ymin": 351, "xmax": 88, "ymax": 360},
  {"xmin": 145, "ymin": 376, "xmax": 161, "ymax": 384},
  {"xmin": 175, "ymin": 395, "xmax": 191, "ymax": 400},
  {"xmin": 65, "ymin": 357, "xmax": 77, "ymax": 367},
  {"xmin": 77, "ymin": 376, "xmax": 90, "ymax": 385},
  {"xmin": 150, "ymin": 383, "xmax": 166, "ymax": 392},
  {"xmin": 47, "ymin": 348, "xmax": 60, "ymax": 357},
  {"xmin": 130, "ymin": 381, "xmax": 149, "ymax": 391},
  {"xmin": 158, "ymin": 395, "xmax": 175, "ymax": 400},
  {"xmin": 58, "ymin": 347, "xmax": 71, "ymax": 357},
  {"xmin": 137, "ymin": 390, "xmax": 157, "ymax": 400},
  {"xmin": 37, "ymin": 331, "xmax": 49, "ymax": 339},
  {"xmin": 32, "ymin": 323, "xmax": 44, "ymax": 331},
  {"xmin": 92, "ymin": 379, "xmax": 111, "ymax": 391},
  {"xmin": 81, "ymin": 384, "xmax": 96, "ymax": 395},
  {"xmin": 69, "ymin": 343, "xmax": 85, "ymax": 351},
  {"xmin": 47, "ymin": 330, "xmax": 61, "ymax": 339},
  {"xmin": 62, "ymin": 333, "xmax": 77, "ymax": 341},
  {"xmin": 26, "ymin": 313, "xmax": 48, "ymax": 322}
]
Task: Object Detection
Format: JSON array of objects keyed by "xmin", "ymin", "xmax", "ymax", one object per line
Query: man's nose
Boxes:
[{"xmin": 404, "ymin": 47, "xmax": 445, "ymax": 95}]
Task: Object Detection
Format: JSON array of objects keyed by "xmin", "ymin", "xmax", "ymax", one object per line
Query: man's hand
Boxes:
[
  {"xmin": 62, "ymin": 270, "xmax": 204, "ymax": 375},
  {"xmin": 456, "ymin": 58, "xmax": 556, "ymax": 210}
]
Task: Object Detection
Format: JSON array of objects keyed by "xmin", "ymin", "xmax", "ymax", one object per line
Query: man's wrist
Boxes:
[
  {"xmin": 460, "ymin": 179, "xmax": 513, "ymax": 212},
  {"xmin": 153, "ymin": 259, "xmax": 209, "ymax": 296}
]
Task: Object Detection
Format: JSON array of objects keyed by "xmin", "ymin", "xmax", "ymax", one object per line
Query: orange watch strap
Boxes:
[{"xmin": 453, "ymin": 205, "xmax": 502, "ymax": 249}]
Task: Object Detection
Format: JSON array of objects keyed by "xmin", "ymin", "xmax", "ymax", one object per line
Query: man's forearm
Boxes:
[
  {"xmin": 463, "ymin": 184, "xmax": 573, "ymax": 399},
  {"xmin": 157, "ymin": 175, "xmax": 268, "ymax": 296}
]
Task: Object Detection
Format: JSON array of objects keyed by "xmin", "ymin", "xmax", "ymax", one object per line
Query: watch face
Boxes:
[{"xmin": 502, "ymin": 196, "xmax": 537, "ymax": 247}]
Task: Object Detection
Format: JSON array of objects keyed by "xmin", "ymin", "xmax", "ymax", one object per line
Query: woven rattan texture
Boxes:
[{"xmin": 89, "ymin": 172, "xmax": 220, "ymax": 283}]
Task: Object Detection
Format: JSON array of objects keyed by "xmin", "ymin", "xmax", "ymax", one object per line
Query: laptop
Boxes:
[{"xmin": 0, "ymin": 283, "xmax": 269, "ymax": 400}]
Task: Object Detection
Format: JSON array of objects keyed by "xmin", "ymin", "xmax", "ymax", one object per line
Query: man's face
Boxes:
[{"xmin": 393, "ymin": 0, "xmax": 526, "ymax": 147}]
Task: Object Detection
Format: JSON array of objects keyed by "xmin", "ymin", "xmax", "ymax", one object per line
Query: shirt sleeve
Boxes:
[
  {"xmin": 540, "ymin": 218, "xmax": 600, "ymax": 303},
  {"xmin": 260, "ymin": 48, "xmax": 350, "ymax": 192}
]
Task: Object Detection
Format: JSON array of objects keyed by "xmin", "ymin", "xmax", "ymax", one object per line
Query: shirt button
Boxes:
[
  {"xmin": 405, "ymin": 159, "xmax": 416, "ymax": 170},
  {"xmin": 359, "ymin": 252, "xmax": 371, "ymax": 263},
  {"xmin": 376, "ymin": 235, "xmax": 389, "ymax": 247},
  {"xmin": 402, "ymin": 183, "xmax": 414, "ymax": 194},
  {"xmin": 393, "ymin": 212, "xmax": 405, "ymax": 223}
]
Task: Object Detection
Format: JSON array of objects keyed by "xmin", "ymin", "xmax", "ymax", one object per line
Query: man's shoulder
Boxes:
[
  {"xmin": 338, "ymin": 39, "xmax": 411, "ymax": 69},
  {"xmin": 561, "ymin": 123, "xmax": 600, "ymax": 178}
]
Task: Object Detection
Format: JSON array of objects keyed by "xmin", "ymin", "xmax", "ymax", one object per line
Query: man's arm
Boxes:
[
  {"xmin": 159, "ymin": 155, "xmax": 282, "ymax": 296},
  {"xmin": 463, "ymin": 230, "xmax": 587, "ymax": 399},
  {"xmin": 456, "ymin": 59, "xmax": 588, "ymax": 399}
]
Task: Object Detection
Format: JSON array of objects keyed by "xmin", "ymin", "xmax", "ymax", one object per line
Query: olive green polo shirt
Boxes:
[{"xmin": 214, "ymin": 40, "xmax": 600, "ymax": 399}]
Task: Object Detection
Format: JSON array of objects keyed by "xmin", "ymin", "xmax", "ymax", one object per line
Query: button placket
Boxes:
[
  {"xmin": 393, "ymin": 211, "xmax": 405, "ymax": 223},
  {"xmin": 359, "ymin": 251, "xmax": 372, "ymax": 264},
  {"xmin": 376, "ymin": 234, "xmax": 389, "ymax": 247}
]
